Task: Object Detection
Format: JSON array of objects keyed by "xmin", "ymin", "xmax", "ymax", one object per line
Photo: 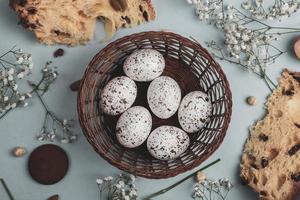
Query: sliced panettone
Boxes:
[
  {"xmin": 240, "ymin": 69, "xmax": 300, "ymax": 200},
  {"xmin": 9, "ymin": 0, "xmax": 156, "ymax": 45},
  {"xmin": 84, "ymin": 0, "xmax": 156, "ymax": 38}
]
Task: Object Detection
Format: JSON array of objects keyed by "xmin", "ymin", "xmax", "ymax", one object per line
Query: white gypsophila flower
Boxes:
[
  {"xmin": 69, "ymin": 135, "xmax": 78, "ymax": 141},
  {"xmin": 16, "ymin": 57, "xmax": 24, "ymax": 64},
  {"xmin": 219, "ymin": 177, "xmax": 233, "ymax": 190},
  {"xmin": 63, "ymin": 119, "xmax": 68, "ymax": 126},
  {"xmin": 242, "ymin": 0, "xmax": 300, "ymax": 20},
  {"xmin": 3, "ymin": 96, "xmax": 9, "ymax": 101},
  {"xmin": 129, "ymin": 174, "xmax": 135, "ymax": 182},
  {"xmin": 129, "ymin": 190, "xmax": 137, "ymax": 197},
  {"xmin": 97, "ymin": 173, "xmax": 139, "ymax": 200},
  {"xmin": 37, "ymin": 135, "xmax": 44, "ymax": 141},
  {"xmin": 19, "ymin": 95, "xmax": 25, "ymax": 101},
  {"xmin": 118, "ymin": 180, "xmax": 125, "ymax": 187},
  {"xmin": 104, "ymin": 176, "xmax": 113, "ymax": 181},
  {"xmin": 7, "ymin": 68, "xmax": 14, "ymax": 75},
  {"xmin": 26, "ymin": 92, "xmax": 32, "ymax": 98},
  {"xmin": 96, "ymin": 178, "xmax": 103, "ymax": 185},
  {"xmin": 10, "ymin": 103, "xmax": 17, "ymax": 109},
  {"xmin": 0, "ymin": 48, "xmax": 35, "ymax": 115},
  {"xmin": 17, "ymin": 72, "xmax": 24, "ymax": 79},
  {"xmin": 60, "ymin": 138, "xmax": 69, "ymax": 143},
  {"xmin": 192, "ymin": 177, "xmax": 233, "ymax": 199},
  {"xmin": 192, "ymin": 184, "xmax": 205, "ymax": 199}
]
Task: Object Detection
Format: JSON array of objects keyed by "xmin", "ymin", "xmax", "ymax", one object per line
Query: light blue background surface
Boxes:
[{"xmin": 1, "ymin": 0, "xmax": 300, "ymax": 199}]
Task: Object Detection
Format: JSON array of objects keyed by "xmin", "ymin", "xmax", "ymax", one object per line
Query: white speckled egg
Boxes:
[
  {"xmin": 178, "ymin": 91, "xmax": 212, "ymax": 133},
  {"xmin": 123, "ymin": 49, "xmax": 165, "ymax": 82},
  {"xmin": 100, "ymin": 76, "xmax": 137, "ymax": 115},
  {"xmin": 147, "ymin": 126, "xmax": 190, "ymax": 160},
  {"xmin": 116, "ymin": 106, "xmax": 152, "ymax": 148},
  {"xmin": 147, "ymin": 76, "xmax": 181, "ymax": 119}
]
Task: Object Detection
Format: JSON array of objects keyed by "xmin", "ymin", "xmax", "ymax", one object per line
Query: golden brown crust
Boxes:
[
  {"xmin": 9, "ymin": 0, "xmax": 156, "ymax": 45},
  {"xmin": 240, "ymin": 69, "xmax": 300, "ymax": 200}
]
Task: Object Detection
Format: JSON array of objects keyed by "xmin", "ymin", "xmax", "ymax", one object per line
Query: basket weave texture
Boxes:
[{"xmin": 77, "ymin": 31, "xmax": 232, "ymax": 179}]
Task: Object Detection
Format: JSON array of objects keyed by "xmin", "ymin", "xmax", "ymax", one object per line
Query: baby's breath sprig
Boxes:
[
  {"xmin": 0, "ymin": 46, "xmax": 76, "ymax": 144},
  {"xmin": 96, "ymin": 174, "xmax": 138, "ymax": 200},
  {"xmin": 28, "ymin": 62, "xmax": 77, "ymax": 144},
  {"xmin": 192, "ymin": 177, "xmax": 233, "ymax": 200},
  {"xmin": 95, "ymin": 159, "xmax": 221, "ymax": 200},
  {"xmin": 0, "ymin": 47, "xmax": 33, "ymax": 119},
  {"xmin": 187, "ymin": 0, "xmax": 300, "ymax": 90},
  {"xmin": 241, "ymin": 0, "xmax": 300, "ymax": 20}
]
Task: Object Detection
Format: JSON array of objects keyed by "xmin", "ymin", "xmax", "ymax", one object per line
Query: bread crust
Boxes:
[
  {"xmin": 240, "ymin": 69, "xmax": 300, "ymax": 200},
  {"xmin": 10, "ymin": 0, "xmax": 156, "ymax": 45}
]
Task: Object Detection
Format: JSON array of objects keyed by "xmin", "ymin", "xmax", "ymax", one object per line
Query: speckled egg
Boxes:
[
  {"xmin": 116, "ymin": 106, "xmax": 152, "ymax": 148},
  {"xmin": 147, "ymin": 76, "xmax": 181, "ymax": 119},
  {"xmin": 123, "ymin": 49, "xmax": 165, "ymax": 82},
  {"xmin": 178, "ymin": 91, "xmax": 212, "ymax": 133},
  {"xmin": 147, "ymin": 126, "xmax": 190, "ymax": 160},
  {"xmin": 100, "ymin": 76, "xmax": 137, "ymax": 115}
]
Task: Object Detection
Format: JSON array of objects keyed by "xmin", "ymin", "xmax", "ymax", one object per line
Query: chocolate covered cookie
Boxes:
[{"xmin": 28, "ymin": 144, "xmax": 69, "ymax": 185}]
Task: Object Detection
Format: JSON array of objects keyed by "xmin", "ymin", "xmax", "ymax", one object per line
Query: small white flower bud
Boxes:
[
  {"xmin": 61, "ymin": 138, "xmax": 69, "ymax": 143},
  {"xmin": 8, "ymin": 68, "xmax": 14, "ymax": 75},
  {"xmin": 10, "ymin": 103, "xmax": 17, "ymax": 108},
  {"xmin": 8, "ymin": 75, "xmax": 13, "ymax": 81},
  {"xmin": 13, "ymin": 84, "xmax": 18, "ymax": 90},
  {"xmin": 17, "ymin": 72, "xmax": 24, "ymax": 79},
  {"xmin": 16, "ymin": 57, "xmax": 24, "ymax": 64},
  {"xmin": 96, "ymin": 178, "xmax": 103, "ymax": 185}
]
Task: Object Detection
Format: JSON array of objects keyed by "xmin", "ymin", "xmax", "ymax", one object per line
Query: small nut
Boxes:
[
  {"xmin": 195, "ymin": 171, "xmax": 206, "ymax": 183},
  {"xmin": 294, "ymin": 38, "xmax": 300, "ymax": 59},
  {"xmin": 12, "ymin": 146, "xmax": 26, "ymax": 157},
  {"xmin": 246, "ymin": 96, "xmax": 257, "ymax": 105},
  {"xmin": 48, "ymin": 194, "xmax": 59, "ymax": 200}
]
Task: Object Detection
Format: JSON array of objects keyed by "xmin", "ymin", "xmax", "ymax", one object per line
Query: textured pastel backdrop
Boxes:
[{"xmin": 1, "ymin": 0, "xmax": 300, "ymax": 199}]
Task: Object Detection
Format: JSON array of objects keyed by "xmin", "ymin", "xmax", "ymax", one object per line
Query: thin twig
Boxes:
[{"xmin": 0, "ymin": 178, "xmax": 15, "ymax": 200}]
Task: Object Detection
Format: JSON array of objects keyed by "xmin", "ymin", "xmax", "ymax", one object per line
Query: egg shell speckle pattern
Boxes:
[
  {"xmin": 178, "ymin": 91, "xmax": 212, "ymax": 133},
  {"xmin": 123, "ymin": 49, "xmax": 165, "ymax": 82},
  {"xmin": 100, "ymin": 76, "xmax": 137, "ymax": 115},
  {"xmin": 147, "ymin": 126, "xmax": 190, "ymax": 160},
  {"xmin": 147, "ymin": 76, "xmax": 181, "ymax": 119},
  {"xmin": 116, "ymin": 106, "xmax": 152, "ymax": 148}
]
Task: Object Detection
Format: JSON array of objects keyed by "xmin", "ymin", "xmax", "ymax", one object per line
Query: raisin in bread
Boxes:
[
  {"xmin": 240, "ymin": 69, "xmax": 300, "ymax": 200},
  {"xmin": 9, "ymin": 0, "xmax": 156, "ymax": 45}
]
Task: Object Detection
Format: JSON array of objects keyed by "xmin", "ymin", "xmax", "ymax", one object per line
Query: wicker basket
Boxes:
[{"xmin": 77, "ymin": 31, "xmax": 232, "ymax": 179}]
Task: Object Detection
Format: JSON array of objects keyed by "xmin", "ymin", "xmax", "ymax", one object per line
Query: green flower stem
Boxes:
[
  {"xmin": 0, "ymin": 178, "xmax": 14, "ymax": 200},
  {"xmin": 32, "ymin": 89, "xmax": 63, "ymax": 127},
  {"xmin": 0, "ymin": 109, "xmax": 12, "ymax": 120},
  {"xmin": 142, "ymin": 158, "xmax": 221, "ymax": 200}
]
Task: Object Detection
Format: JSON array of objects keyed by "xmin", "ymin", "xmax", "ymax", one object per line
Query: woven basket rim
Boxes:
[{"xmin": 77, "ymin": 31, "xmax": 232, "ymax": 179}]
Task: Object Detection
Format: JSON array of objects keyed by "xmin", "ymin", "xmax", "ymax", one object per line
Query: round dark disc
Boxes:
[{"xmin": 28, "ymin": 144, "xmax": 69, "ymax": 185}]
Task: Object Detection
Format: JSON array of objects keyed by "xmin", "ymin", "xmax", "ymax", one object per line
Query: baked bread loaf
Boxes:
[
  {"xmin": 9, "ymin": 0, "xmax": 155, "ymax": 45},
  {"xmin": 240, "ymin": 69, "xmax": 300, "ymax": 200}
]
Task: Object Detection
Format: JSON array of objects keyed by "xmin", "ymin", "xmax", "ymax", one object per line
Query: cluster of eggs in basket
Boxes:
[{"xmin": 100, "ymin": 49, "xmax": 212, "ymax": 161}]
